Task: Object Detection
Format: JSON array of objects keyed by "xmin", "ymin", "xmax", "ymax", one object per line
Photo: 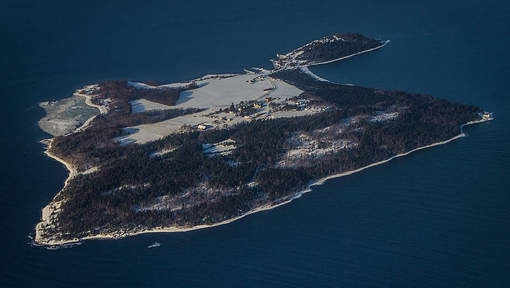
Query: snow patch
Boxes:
[
  {"xmin": 369, "ymin": 111, "xmax": 399, "ymax": 122},
  {"xmin": 129, "ymin": 99, "xmax": 173, "ymax": 113},
  {"xmin": 202, "ymin": 139, "xmax": 236, "ymax": 157}
]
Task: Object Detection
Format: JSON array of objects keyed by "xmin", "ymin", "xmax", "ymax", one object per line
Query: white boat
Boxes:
[{"xmin": 147, "ymin": 242, "xmax": 161, "ymax": 249}]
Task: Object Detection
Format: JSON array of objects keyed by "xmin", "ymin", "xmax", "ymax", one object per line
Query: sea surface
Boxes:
[{"xmin": 1, "ymin": 0, "xmax": 509, "ymax": 287}]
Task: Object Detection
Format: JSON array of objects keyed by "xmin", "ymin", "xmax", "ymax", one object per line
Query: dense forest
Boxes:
[
  {"xmin": 96, "ymin": 80, "xmax": 185, "ymax": 106},
  {"xmin": 38, "ymin": 68, "xmax": 482, "ymax": 242},
  {"xmin": 50, "ymin": 80, "xmax": 201, "ymax": 170},
  {"xmin": 296, "ymin": 33, "xmax": 384, "ymax": 63},
  {"xmin": 272, "ymin": 33, "xmax": 384, "ymax": 68}
]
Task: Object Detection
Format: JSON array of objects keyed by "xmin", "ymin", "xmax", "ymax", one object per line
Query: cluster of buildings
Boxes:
[
  {"xmin": 286, "ymin": 98, "xmax": 310, "ymax": 111},
  {"xmin": 195, "ymin": 98, "xmax": 278, "ymax": 131}
]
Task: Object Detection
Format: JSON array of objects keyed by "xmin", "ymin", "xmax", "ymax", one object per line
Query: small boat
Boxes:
[{"xmin": 147, "ymin": 242, "xmax": 161, "ymax": 249}]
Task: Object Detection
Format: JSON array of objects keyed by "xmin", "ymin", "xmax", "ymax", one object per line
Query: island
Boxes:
[{"xmin": 34, "ymin": 33, "xmax": 492, "ymax": 247}]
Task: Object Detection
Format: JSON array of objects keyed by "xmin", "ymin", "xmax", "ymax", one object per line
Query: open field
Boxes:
[{"xmin": 118, "ymin": 73, "xmax": 307, "ymax": 144}]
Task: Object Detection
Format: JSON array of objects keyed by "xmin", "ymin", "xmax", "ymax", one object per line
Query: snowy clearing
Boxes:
[
  {"xmin": 116, "ymin": 73, "xmax": 306, "ymax": 144},
  {"xmin": 202, "ymin": 139, "xmax": 236, "ymax": 157},
  {"xmin": 173, "ymin": 74, "xmax": 299, "ymax": 108},
  {"xmin": 129, "ymin": 99, "xmax": 173, "ymax": 113}
]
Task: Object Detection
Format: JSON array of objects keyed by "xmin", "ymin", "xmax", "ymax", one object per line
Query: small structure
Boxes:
[
  {"xmin": 482, "ymin": 112, "xmax": 493, "ymax": 120},
  {"xmin": 197, "ymin": 124, "xmax": 208, "ymax": 130}
]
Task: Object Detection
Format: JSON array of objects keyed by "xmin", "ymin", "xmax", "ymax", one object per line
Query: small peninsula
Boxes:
[{"xmin": 34, "ymin": 33, "xmax": 492, "ymax": 246}]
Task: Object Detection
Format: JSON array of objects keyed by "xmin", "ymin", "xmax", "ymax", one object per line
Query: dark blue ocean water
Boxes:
[{"xmin": 1, "ymin": 0, "xmax": 509, "ymax": 287}]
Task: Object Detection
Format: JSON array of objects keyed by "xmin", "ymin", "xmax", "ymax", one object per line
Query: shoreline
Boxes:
[
  {"xmin": 34, "ymin": 117, "xmax": 492, "ymax": 247},
  {"xmin": 43, "ymin": 139, "xmax": 78, "ymax": 188},
  {"xmin": 34, "ymin": 91, "xmax": 104, "ymax": 246},
  {"xmin": 308, "ymin": 40, "xmax": 390, "ymax": 67},
  {"xmin": 279, "ymin": 40, "xmax": 390, "ymax": 84},
  {"xmin": 270, "ymin": 39, "xmax": 390, "ymax": 70},
  {"xmin": 34, "ymin": 139, "xmax": 78, "ymax": 246}
]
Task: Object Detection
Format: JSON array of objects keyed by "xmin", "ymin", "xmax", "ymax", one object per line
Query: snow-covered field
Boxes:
[
  {"xmin": 174, "ymin": 74, "xmax": 284, "ymax": 108},
  {"xmin": 117, "ymin": 73, "xmax": 305, "ymax": 144}
]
